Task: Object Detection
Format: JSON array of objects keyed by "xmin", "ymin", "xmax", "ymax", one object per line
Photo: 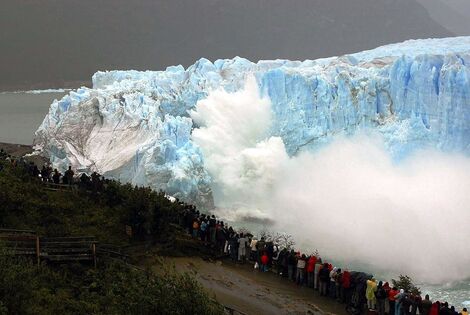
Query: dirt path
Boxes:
[{"xmin": 162, "ymin": 257, "xmax": 348, "ymax": 315}]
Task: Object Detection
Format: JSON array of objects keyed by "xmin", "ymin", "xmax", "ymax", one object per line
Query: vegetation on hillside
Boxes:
[
  {"xmin": 0, "ymin": 159, "xmax": 223, "ymax": 315},
  {"xmin": 0, "ymin": 159, "xmax": 183, "ymax": 243}
]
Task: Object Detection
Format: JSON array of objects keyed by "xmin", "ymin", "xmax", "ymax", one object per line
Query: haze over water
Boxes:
[{"xmin": 0, "ymin": 91, "xmax": 66, "ymax": 145}]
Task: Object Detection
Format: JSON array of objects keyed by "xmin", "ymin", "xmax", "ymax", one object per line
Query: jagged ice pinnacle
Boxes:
[{"xmin": 35, "ymin": 37, "xmax": 470, "ymax": 208}]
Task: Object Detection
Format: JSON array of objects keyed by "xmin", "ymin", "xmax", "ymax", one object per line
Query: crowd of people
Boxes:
[
  {"xmin": 0, "ymin": 149, "xmax": 106, "ymax": 192},
  {"xmin": 182, "ymin": 206, "xmax": 468, "ymax": 315},
  {"xmin": 1, "ymin": 148, "xmax": 467, "ymax": 315}
]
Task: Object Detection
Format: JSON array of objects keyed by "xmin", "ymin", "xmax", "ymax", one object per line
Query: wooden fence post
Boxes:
[
  {"xmin": 36, "ymin": 236, "xmax": 40, "ymax": 267},
  {"xmin": 92, "ymin": 242, "xmax": 97, "ymax": 268}
]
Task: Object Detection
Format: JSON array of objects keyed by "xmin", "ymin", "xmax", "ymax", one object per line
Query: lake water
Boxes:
[{"xmin": 0, "ymin": 91, "xmax": 67, "ymax": 145}]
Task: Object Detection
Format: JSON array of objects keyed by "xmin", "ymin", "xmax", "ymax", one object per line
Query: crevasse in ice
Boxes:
[{"xmin": 35, "ymin": 37, "xmax": 470, "ymax": 208}]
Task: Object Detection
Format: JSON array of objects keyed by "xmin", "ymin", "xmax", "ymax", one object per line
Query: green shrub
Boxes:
[
  {"xmin": 0, "ymin": 252, "xmax": 223, "ymax": 315},
  {"xmin": 391, "ymin": 274, "xmax": 421, "ymax": 295}
]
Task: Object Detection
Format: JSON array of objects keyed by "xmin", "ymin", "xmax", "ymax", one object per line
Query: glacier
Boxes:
[{"xmin": 34, "ymin": 37, "xmax": 470, "ymax": 208}]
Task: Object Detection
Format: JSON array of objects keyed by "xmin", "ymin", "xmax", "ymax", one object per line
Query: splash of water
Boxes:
[{"xmin": 190, "ymin": 77, "xmax": 470, "ymax": 284}]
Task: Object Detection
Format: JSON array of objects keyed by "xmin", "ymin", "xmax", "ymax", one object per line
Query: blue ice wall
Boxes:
[{"xmin": 35, "ymin": 37, "xmax": 470, "ymax": 207}]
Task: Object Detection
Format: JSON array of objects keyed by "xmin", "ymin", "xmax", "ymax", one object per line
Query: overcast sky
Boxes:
[{"xmin": 0, "ymin": 0, "xmax": 468, "ymax": 91}]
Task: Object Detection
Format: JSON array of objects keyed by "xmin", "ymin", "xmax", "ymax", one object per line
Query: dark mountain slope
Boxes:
[
  {"xmin": 417, "ymin": 0, "xmax": 470, "ymax": 35},
  {"xmin": 0, "ymin": 0, "xmax": 452, "ymax": 91}
]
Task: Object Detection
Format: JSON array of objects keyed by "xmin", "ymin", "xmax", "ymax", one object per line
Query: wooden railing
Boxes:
[
  {"xmin": 0, "ymin": 229, "xmax": 97, "ymax": 266},
  {"xmin": 96, "ymin": 243, "xmax": 130, "ymax": 262},
  {"xmin": 41, "ymin": 182, "xmax": 76, "ymax": 192},
  {"xmin": 40, "ymin": 236, "xmax": 97, "ymax": 267}
]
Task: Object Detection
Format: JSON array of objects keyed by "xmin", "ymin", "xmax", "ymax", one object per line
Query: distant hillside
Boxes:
[
  {"xmin": 0, "ymin": 0, "xmax": 452, "ymax": 91},
  {"xmin": 417, "ymin": 0, "xmax": 470, "ymax": 35}
]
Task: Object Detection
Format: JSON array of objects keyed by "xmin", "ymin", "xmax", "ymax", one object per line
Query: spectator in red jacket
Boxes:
[
  {"xmin": 388, "ymin": 287, "xmax": 400, "ymax": 315},
  {"xmin": 306, "ymin": 255, "xmax": 317, "ymax": 288},
  {"xmin": 429, "ymin": 301, "xmax": 440, "ymax": 315},
  {"xmin": 341, "ymin": 269, "xmax": 352, "ymax": 304},
  {"xmin": 260, "ymin": 251, "xmax": 269, "ymax": 272}
]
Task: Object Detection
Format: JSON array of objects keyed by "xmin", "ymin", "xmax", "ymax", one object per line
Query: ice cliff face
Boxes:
[{"xmin": 35, "ymin": 37, "xmax": 470, "ymax": 208}]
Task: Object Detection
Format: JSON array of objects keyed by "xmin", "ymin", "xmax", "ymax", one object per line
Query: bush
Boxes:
[
  {"xmin": 391, "ymin": 275, "xmax": 421, "ymax": 295},
  {"xmin": 0, "ymin": 252, "xmax": 223, "ymax": 315}
]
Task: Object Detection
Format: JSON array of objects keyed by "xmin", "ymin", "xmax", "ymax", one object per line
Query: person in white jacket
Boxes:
[{"xmin": 249, "ymin": 237, "xmax": 258, "ymax": 261}]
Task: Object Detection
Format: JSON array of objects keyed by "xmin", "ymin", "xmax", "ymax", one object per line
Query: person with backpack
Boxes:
[{"xmin": 375, "ymin": 281, "xmax": 387, "ymax": 315}]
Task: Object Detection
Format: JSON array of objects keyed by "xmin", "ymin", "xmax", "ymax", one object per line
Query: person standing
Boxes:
[
  {"xmin": 335, "ymin": 268, "xmax": 343, "ymax": 301},
  {"xmin": 341, "ymin": 268, "xmax": 351, "ymax": 303},
  {"xmin": 375, "ymin": 281, "xmax": 387, "ymax": 315},
  {"xmin": 209, "ymin": 215, "xmax": 217, "ymax": 245},
  {"xmin": 52, "ymin": 169, "xmax": 61, "ymax": 184},
  {"xmin": 402, "ymin": 293, "xmax": 412, "ymax": 315},
  {"xmin": 306, "ymin": 255, "xmax": 317, "ymax": 288},
  {"xmin": 319, "ymin": 263, "xmax": 330, "ymax": 296},
  {"xmin": 314, "ymin": 258, "xmax": 322, "ymax": 291},
  {"xmin": 192, "ymin": 219, "xmax": 199, "ymax": 238},
  {"xmin": 249, "ymin": 237, "xmax": 258, "ymax": 261},
  {"xmin": 366, "ymin": 278, "xmax": 378, "ymax": 310},
  {"xmin": 287, "ymin": 250, "xmax": 297, "ymax": 281},
  {"xmin": 420, "ymin": 295, "xmax": 432, "ymax": 315},
  {"xmin": 388, "ymin": 287, "xmax": 399, "ymax": 315},
  {"xmin": 229, "ymin": 233, "xmax": 239, "ymax": 261},
  {"xmin": 260, "ymin": 251, "xmax": 269, "ymax": 272},
  {"xmin": 64, "ymin": 165, "xmax": 74, "ymax": 185},
  {"xmin": 329, "ymin": 267, "xmax": 338, "ymax": 299},
  {"xmin": 394, "ymin": 289, "xmax": 406, "ymax": 315},
  {"xmin": 237, "ymin": 233, "xmax": 248, "ymax": 263},
  {"xmin": 296, "ymin": 254, "xmax": 306, "ymax": 285},
  {"xmin": 429, "ymin": 302, "xmax": 440, "ymax": 315},
  {"xmin": 411, "ymin": 294, "xmax": 422, "ymax": 315}
]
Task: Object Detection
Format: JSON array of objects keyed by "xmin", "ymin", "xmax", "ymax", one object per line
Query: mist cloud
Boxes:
[{"xmin": 191, "ymin": 78, "xmax": 470, "ymax": 284}]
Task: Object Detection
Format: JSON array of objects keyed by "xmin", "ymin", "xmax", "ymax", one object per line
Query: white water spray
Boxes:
[{"xmin": 190, "ymin": 77, "xmax": 470, "ymax": 284}]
